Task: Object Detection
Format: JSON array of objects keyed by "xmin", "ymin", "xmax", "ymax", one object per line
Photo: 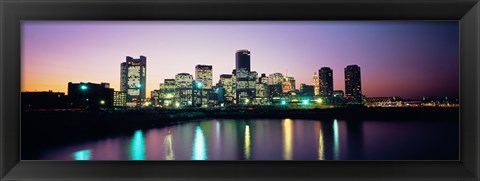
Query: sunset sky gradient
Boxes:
[{"xmin": 21, "ymin": 21, "xmax": 459, "ymax": 99}]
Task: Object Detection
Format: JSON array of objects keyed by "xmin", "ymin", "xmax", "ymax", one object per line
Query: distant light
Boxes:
[
  {"xmin": 166, "ymin": 93, "xmax": 174, "ymax": 98},
  {"xmin": 245, "ymin": 98, "xmax": 250, "ymax": 104},
  {"xmin": 281, "ymin": 100, "xmax": 287, "ymax": 105},
  {"xmin": 80, "ymin": 85, "xmax": 88, "ymax": 90},
  {"xmin": 100, "ymin": 100, "xmax": 105, "ymax": 105},
  {"xmin": 136, "ymin": 84, "xmax": 142, "ymax": 88},
  {"xmin": 73, "ymin": 149, "xmax": 91, "ymax": 160},
  {"xmin": 316, "ymin": 98, "xmax": 323, "ymax": 104},
  {"xmin": 196, "ymin": 82, "xmax": 203, "ymax": 88},
  {"xmin": 175, "ymin": 102, "xmax": 180, "ymax": 108},
  {"xmin": 302, "ymin": 99, "xmax": 309, "ymax": 105}
]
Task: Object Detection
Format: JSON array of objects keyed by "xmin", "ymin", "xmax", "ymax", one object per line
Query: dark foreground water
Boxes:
[{"xmin": 37, "ymin": 119, "xmax": 459, "ymax": 160}]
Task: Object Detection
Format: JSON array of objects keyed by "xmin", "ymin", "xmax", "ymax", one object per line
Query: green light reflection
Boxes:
[
  {"xmin": 192, "ymin": 126, "xmax": 207, "ymax": 160},
  {"xmin": 131, "ymin": 130, "xmax": 145, "ymax": 160},
  {"xmin": 73, "ymin": 149, "xmax": 91, "ymax": 160}
]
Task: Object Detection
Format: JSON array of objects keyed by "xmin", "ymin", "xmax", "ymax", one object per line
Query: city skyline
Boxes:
[{"xmin": 22, "ymin": 21, "xmax": 459, "ymax": 99}]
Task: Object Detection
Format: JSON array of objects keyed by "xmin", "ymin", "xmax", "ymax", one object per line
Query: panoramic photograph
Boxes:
[{"xmin": 21, "ymin": 21, "xmax": 459, "ymax": 160}]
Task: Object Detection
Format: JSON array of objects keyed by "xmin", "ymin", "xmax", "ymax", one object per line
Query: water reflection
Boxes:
[
  {"xmin": 192, "ymin": 125, "xmax": 207, "ymax": 160},
  {"xmin": 318, "ymin": 122, "xmax": 324, "ymax": 160},
  {"xmin": 244, "ymin": 125, "xmax": 251, "ymax": 159},
  {"xmin": 333, "ymin": 119, "xmax": 340, "ymax": 160},
  {"xmin": 282, "ymin": 119, "xmax": 293, "ymax": 160},
  {"xmin": 39, "ymin": 119, "xmax": 458, "ymax": 160},
  {"xmin": 130, "ymin": 130, "xmax": 145, "ymax": 160},
  {"xmin": 73, "ymin": 149, "xmax": 91, "ymax": 160},
  {"xmin": 164, "ymin": 132, "xmax": 175, "ymax": 160}
]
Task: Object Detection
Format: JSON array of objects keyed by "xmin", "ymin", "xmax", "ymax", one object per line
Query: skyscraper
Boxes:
[
  {"xmin": 345, "ymin": 65, "xmax": 362, "ymax": 104},
  {"xmin": 195, "ymin": 65, "xmax": 213, "ymax": 106},
  {"xmin": 195, "ymin": 65, "xmax": 213, "ymax": 89},
  {"xmin": 313, "ymin": 72, "xmax": 320, "ymax": 96},
  {"xmin": 319, "ymin": 67, "xmax": 333, "ymax": 101},
  {"xmin": 236, "ymin": 49, "xmax": 251, "ymax": 72},
  {"xmin": 120, "ymin": 56, "xmax": 146, "ymax": 107},
  {"xmin": 235, "ymin": 50, "xmax": 256, "ymax": 104}
]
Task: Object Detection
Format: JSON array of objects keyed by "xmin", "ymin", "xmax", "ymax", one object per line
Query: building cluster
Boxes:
[
  {"xmin": 148, "ymin": 50, "xmax": 365, "ymax": 108},
  {"xmin": 21, "ymin": 49, "xmax": 459, "ymax": 110}
]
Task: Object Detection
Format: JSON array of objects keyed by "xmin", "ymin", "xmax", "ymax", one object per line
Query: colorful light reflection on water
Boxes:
[{"xmin": 39, "ymin": 119, "xmax": 459, "ymax": 160}]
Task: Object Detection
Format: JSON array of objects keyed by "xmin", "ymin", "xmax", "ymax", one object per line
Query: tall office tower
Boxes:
[
  {"xmin": 175, "ymin": 73, "xmax": 193, "ymax": 106},
  {"xmin": 313, "ymin": 72, "xmax": 320, "ymax": 95},
  {"xmin": 236, "ymin": 49, "xmax": 251, "ymax": 72},
  {"xmin": 344, "ymin": 65, "xmax": 362, "ymax": 104},
  {"xmin": 235, "ymin": 50, "xmax": 256, "ymax": 104},
  {"xmin": 268, "ymin": 73, "xmax": 284, "ymax": 85},
  {"xmin": 195, "ymin": 65, "xmax": 213, "ymax": 106},
  {"xmin": 195, "ymin": 65, "xmax": 213, "ymax": 89},
  {"xmin": 120, "ymin": 56, "xmax": 146, "ymax": 107},
  {"xmin": 319, "ymin": 67, "xmax": 334, "ymax": 101}
]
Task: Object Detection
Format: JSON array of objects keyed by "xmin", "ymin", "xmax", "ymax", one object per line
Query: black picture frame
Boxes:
[{"xmin": 1, "ymin": 0, "xmax": 479, "ymax": 180}]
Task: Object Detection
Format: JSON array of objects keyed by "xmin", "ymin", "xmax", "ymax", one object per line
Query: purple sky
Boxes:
[{"xmin": 22, "ymin": 21, "xmax": 459, "ymax": 99}]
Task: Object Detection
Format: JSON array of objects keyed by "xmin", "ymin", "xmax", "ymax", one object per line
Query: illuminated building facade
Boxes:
[
  {"xmin": 121, "ymin": 56, "xmax": 146, "ymax": 107},
  {"xmin": 175, "ymin": 73, "xmax": 193, "ymax": 106},
  {"xmin": 313, "ymin": 72, "xmax": 320, "ymax": 95},
  {"xmin": 113, "ymin": 91, "xmax": 127, "ymax": 107},
  {"xmin": 268, "ymin": 73, "xmax": 284, "ymax": 85},
  {"xmin": 195, "ymin": 65, "xmax": 213, "ymax": 106},
  {"xmin": 259, "ymin": 73, "xmax": 268, "ymax": 84},
  {"xmin": 282, "ymin": 77, "xmax": 294, "ymax": 93},
  {"xmin": 158, "ymin": 79, "xmax": 176, "ymax": 107},
  {"xmin": 219, "ymin": 74, "xmax": 234, "ymax": 104},
  {"xmin": 319, "ymin": 67, "xmax": 333, "ymax": 102},
  {"xmin": 345, "ymin": 65, "xmax": 362, "ymax": 104}
]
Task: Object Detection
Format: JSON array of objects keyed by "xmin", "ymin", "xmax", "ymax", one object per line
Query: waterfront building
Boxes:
[
  {"xmin": 175, "ymin": 73, "xmax": 193, "ymax": 107},
  {"xmin": 345, "ymin": 65, "xmax": 362, "ymax": 104},
  {"xmin": 21, "ymin": 91, "xmax": 66, "ymax": 110},
  {"xmin": 255, "ymin": 82, "xmax": 269, "ymax": 105},
  {"xmin": 113, "ymin": 91, "xmax": 127, "ymax": 107},
  {"xmin": 158, "ymin": 79, "xmax": 176, "ymax": 107},
  {"xmin": 235, "ymin": 50, "xmax": 256, "ymax": 104},
  {"xmin": 313, "ymin": 72, "xmax": 320, "ymax": 95},
  {"xmin": 300, "ymin": 84, "xmax": 315, "ymax": 97},
  {"xmin": 319, "ymin": 67, "xmax": 334, "ymax": 102},
  {"xmin": 120, "ymin": 56, "xmax": 147, "ymax": 107},
  {"xmin": 219, "ymin": 74, "xmax": 234, "ymax": 104},
  {"xmin": 333, "ymin": 90, "xmax": 345, "ymax": 106},
  {"xmin": 68, "ymin": 82, "xmax": 114, "ymax": 109},
  {"xmin": 195, "ymin": 65, "xmax": 213, "ymax": 106}
]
